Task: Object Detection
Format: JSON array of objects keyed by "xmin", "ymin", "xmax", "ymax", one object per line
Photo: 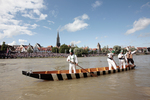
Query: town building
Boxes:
[
  {"xmin": 33, "ymin": 43, "xmax": 52, "ymax": 53},
  {"xmin": 33, "ymin": 43, "xmax": 42, "ymax": 53},
  {"xmin": 137, "ymin": 47, "xmax": 148, "ymax": 53}
]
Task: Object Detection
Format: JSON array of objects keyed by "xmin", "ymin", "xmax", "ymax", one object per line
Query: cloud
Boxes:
[
  {"xmin": 19, "ymin": 39, "xmax": 27, "ymax": 45},
  {"xmin": 0, "ymin": 0, "xmax": 46, "ymax": 40},
  {"xmin": 48, "ymin": 20, "xmax": 55, "ymax": 24},
  {"xmin": 31, "ymin": 24, "xmax": 38, "ymax": 29},
  {"xmin": 43, "ymin": 26, "xmax": 51, "ymax": 30},
  {"xmin": 92, "ymin": 1, "xmax": 102, "ymax": 8},
  {"xmin": 50, "ymin": 10, "xmax": 58, "ymax": 18},
  {"xmin": 8, "ymin": 41, "xmax": 17, "ymax": 45},
  {"xmin": 81, "ymin": 14, "xmax": 89, "ymax": 20},
  {"xmin": 136, "ymin": 2, "xmax": 150, "ymax": 14},
  {"xmin": 0, "ymin": 0, "xmax": 47, "ymax": 20},
  {"xmin": 101, "ymin": 36, "xmax": 107, "ymax": 38},
  {"xmin": 138, "ymin": 33, "xmax": 150, "ymax": 37},
  {"xmin": 60, "ymin": 14, "xmax": 89, "ymax": 32},
  {"xmin": 141, "ymin": 2, "xmax": 150, "ymax": 9},
  {"xmin": 22, "ymin": 11, "xmax": 47, "ymax": 21},
  {"xmin": 24, "ymin": 24, "xmax": 38, "ymax": 29},
  {"xmin": 95, "ymin": 37, "xmax": 98, "ymax": 39},
  {"xmin": 125, "ymin": 18, "xmax": 150, "ymax": 34},
  {"xmin": 70, "ymin": 41, "xmax": 81, "ymax": 45},
  {"xmin": 0, "ymin": 23, "xmax": 36, "ymax": 39}
]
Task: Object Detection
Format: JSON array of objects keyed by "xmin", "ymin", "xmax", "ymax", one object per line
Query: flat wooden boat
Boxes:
[{"xmin": 22, "ymin": 65, "xmax": 135, "ymax": 81}]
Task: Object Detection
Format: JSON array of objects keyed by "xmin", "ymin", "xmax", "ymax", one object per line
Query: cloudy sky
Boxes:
[{"xmin": 0, "ymin": 0, "xmax": 150, "ymax": 48}]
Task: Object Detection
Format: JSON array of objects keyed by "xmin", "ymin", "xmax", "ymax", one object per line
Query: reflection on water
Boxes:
[{"xmin": 0, "ymin": 55, "xmax": 150, "ymax": 100}]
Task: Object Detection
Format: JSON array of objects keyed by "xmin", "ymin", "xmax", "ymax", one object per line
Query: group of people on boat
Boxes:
[
  {"xmin": 107, "ymin": 48, "xmax": 137, "ymax": 71},
  {"xmin": 67, "ymin": 48, "xmax": 137, "ymax": 74}
]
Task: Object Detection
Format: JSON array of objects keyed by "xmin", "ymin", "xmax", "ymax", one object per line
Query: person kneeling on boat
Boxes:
[
  {"xmin": 67, "ymin": 49, "xmax": 78, "ymax": 74},
  {"xmin": 107, "ymin": 50, "xmax": 117, "ymax": 70},
  {"xmin": 118, "ymin": 50, "xmax": 126, "ymax": 69}
]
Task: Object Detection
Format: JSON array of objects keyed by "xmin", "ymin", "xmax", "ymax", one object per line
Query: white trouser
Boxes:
[
  {"xmin": 107, "ymin": 58, "xmax": 117, "ymax": 70},
  {"xmin": 119, "ymin": 59, "xmax": 126, "ymax": 69},
  {"xmin": 69, "ymin": 64, "xmax": 76, "ymax": 73}
]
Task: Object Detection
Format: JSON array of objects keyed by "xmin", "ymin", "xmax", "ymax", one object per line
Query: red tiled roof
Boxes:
[
  {"xmin": 47, "ymin": 45, "xmax": 53, "ymax": 48},
  {"xmin": 83, "ymin": 46, "xmax": 89, "ymax": 50},
  {"xmin": 137, "ymin": 47, "xmax": 147, "ymax": 50},
  {"xmin": 92, "ymin": 48, "xmax": 97, "ymax": 51},
  {"xmin": 108, "ymin": 48, "xmax": 113, "ymax": 51},
  {"xmin": 38, "ymin": 47, "xmax": 52, "ymax": 51}
]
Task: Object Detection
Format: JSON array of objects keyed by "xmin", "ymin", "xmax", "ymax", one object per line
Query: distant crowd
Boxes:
[{"xmin": 0, "ymin": 52, "xmax": 107, "ymax": 59}]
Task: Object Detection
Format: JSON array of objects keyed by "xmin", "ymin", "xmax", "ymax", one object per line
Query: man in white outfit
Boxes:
[
  {"xmin": 67, "ymin": 49, "xmax": 78, "ymax": 74},
  {"xmin": 118, "ymin": 50, "xmax": 126, "ymax": 69},
  {"xmin": 107, "ymin": 50, "xmax": 117, "ymax": 70}
]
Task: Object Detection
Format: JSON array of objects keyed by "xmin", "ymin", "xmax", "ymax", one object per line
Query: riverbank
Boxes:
[
  {"xmin": 0, "ymin": 52, "xmax": 149, "ymax": 59},
  {"xmin": 0, "ymin": 52, "xmax": 107, "ymax": 59}
]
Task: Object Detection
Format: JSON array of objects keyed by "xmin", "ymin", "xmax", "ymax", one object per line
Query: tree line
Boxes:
[
  {"xmin": 1, "ymin": 42, "xmax": 136, "ymax": 57},
  {"xmin": 52, "ymin": 44, "xmax": 136, "ymax": 57}
]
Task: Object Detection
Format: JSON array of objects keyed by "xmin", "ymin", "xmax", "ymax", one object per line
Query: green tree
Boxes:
[
  {"xmin": 59, "ymin": 44, "xmax": 70, "ymax": 53},
  {"xmin": 52, "ymin": 47, "xmax": 59, "ymax": 53},
  {"xmin": 144, "ymin": 49, "xmax": 147, "ymax": 54},
  {"xmin": 121, "ymin": 48, "xmax": 127, "ymax": 54},
  {"xmin": 27, "ymin": 47, "xmax": 33, "ymax": 53},
  {"xmin": 27, "ymin": 44, "xmax": 33, "ymax": 53},
  {"xmin": 113, "ymin": 45, "xmax": 121, "ymax": 54},
  {"xmin": 1, "ymin": 42, "xmax": 8, "ymax": 51},
  {"xmin": 88, "ymin": 50, "xmax": 93, "ymax": 54},
  {"xmin": 74, "ymin": 48, "xmax": 83, "ymax": 57},
  {"xmin": 82, "ymin": 48, "xmax": 89, "ymax": 55},
  {"xmin": 102, "ymin": 46, "xmax": 109, "ymax": 53}
]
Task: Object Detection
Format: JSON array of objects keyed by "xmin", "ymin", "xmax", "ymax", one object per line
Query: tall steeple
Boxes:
[
  {"xmin": 97, "ymin": 43, "xmax": 101, "ymax": 53},
  {"xmin": 56, "ymin": 31, "xmax": 60, "ymax": 47}
]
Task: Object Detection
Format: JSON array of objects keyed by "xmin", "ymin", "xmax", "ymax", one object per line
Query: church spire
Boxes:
[
  {"xmin": 56, "ymin": 31, "xmax": 60, "ymax": 47},
  {"xmin": 97, "ymin": 43, "xmax": 101, "ymax": 53}
]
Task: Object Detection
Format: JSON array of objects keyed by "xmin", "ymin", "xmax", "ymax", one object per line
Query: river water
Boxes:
[{"xmin": 0, "ymin": 55, "xmax": 150, "ymax": 100}]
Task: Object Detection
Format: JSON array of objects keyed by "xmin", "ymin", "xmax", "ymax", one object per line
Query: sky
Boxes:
[{"xmin": 0, "ymin": 0, "xmax": 150, "ymax": 48}]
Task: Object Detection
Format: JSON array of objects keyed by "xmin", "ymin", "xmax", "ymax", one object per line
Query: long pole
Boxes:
[
  {"xmin": 76, "ymin": 64, "xmax": 98, "ymax": 77},
  {"xmin": 69, "ymin": 60, "xmax": 97, "ymax": 77}
]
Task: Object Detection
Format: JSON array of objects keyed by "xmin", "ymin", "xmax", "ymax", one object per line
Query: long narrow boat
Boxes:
[{"xmin": 22, "ymin": 65, "xmax": 135, "ymax": 81}]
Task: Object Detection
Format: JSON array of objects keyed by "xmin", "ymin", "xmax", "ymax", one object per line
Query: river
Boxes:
[{"xmin": 0, "ymin": 55, "xmax": 150, "ymax": 100}]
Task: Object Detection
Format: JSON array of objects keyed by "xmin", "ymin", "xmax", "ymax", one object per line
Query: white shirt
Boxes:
[
  {"xmin": 107, "ymin": 53, "xmax": 114, "ymax": 59},
  {"xmin": 66, "ymin": 54, "xmax": 78, "ymax": 64},
  {"xmin": 118, "ymin": 53, "xmax": 125, "ymax": 59}
]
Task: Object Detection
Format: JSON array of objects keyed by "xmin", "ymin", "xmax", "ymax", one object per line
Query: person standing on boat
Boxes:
[
  {"xmin": 118, "ymin": 50, "xmax": 126, "ymax": 69},
  {"xmin": 107, "ymin": 50, "xmax": 117, "ymax": 70},
  {"xmin": 125, "ymin": 48, "xmax": 137, "ymax": 66},
  {"xmin": 67, "ymin": 49, "xmax": 78, "ymax": 74}
]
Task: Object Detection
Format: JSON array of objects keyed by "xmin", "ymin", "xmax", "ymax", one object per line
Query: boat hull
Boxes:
[{"xmin": 22, "ymin": 65, "xmax": 136, "ymax": 81}]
